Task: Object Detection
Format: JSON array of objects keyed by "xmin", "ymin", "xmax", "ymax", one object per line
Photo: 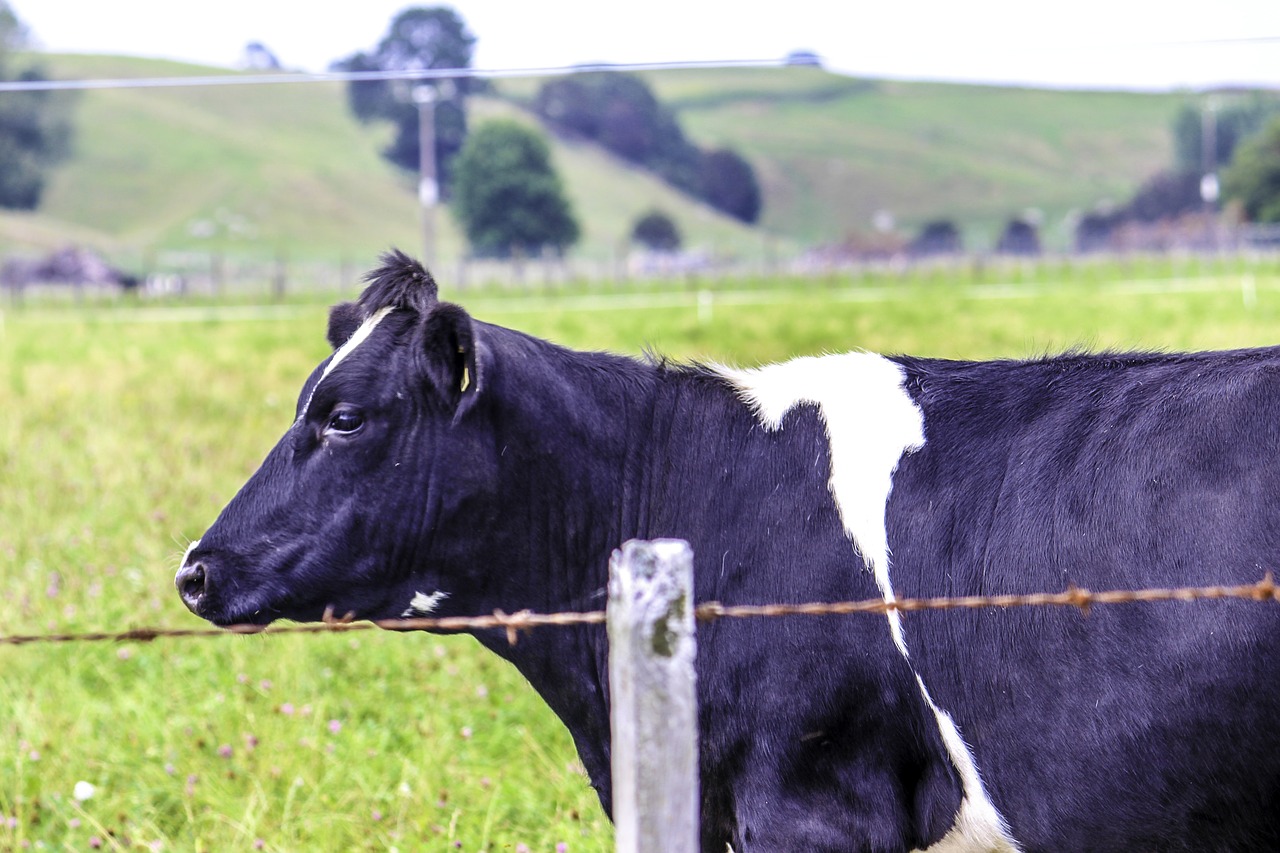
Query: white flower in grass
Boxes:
[{"xmin": 73, "ymin": 781, "xmax": 95, "ymax": 801}]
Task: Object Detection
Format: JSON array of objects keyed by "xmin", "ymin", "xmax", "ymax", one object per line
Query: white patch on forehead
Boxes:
[
  {"xmin": 401, "ymin": 590, "xmax": 448, "ymax": 618},
  {"xmin": 300, "ymin": 306, "xmax": 394, "ymax": 419},
  {"xmin": 716, "ymin": 353, "xmax": 1020, "ymax": 853}
]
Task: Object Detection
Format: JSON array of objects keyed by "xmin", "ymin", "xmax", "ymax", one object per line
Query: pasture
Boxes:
[{"xmin": 3, "ymin": 263, "xmax": 1280, "ymax": 851}]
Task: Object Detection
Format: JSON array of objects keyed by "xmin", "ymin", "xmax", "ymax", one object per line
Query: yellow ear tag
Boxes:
[{"xmin": 459, "ymin": 347, "xmax": 470, "ymax": 393}]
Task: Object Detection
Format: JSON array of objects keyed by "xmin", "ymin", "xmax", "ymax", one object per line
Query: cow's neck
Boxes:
[{"xmin": 464, "ymin": 327, "xmax": 663, "ymax": 811}]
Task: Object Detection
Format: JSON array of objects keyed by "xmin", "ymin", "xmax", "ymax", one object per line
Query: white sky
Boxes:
[{"xmin": 10, "ymin": 0, "xmax": 1280, "ymax": 90}]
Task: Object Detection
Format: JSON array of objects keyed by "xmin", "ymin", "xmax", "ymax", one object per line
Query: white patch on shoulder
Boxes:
[
  {"xmin": 717, "ymin": 352, "xmax": 923, "ymax": 654},
  {"xmin": 716, "ymin": 353, "xmax": 1020, "ymax": 853},
  {"xmin": 401, "ymin": 590, "xmax": 448, "ymax": 618},
  {"xmin": 300, "ymin": 306, "xmax": 395, "ymax": 419}
]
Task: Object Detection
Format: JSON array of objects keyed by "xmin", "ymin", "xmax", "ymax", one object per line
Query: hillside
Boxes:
[
  {"xmin": 2, "ymin": 55, "xmax": 1193, "ymax": 266},
  {"xmin": 6, "ymin": 55, "xmax": 426, "ymax": 263},
  {"xmin": 0, "ymin": 54, "xmax": 762, "ymax": 266},
  {"xmin": 500, "ymin": 67, "xmax": 1189, "ymax": 249}
]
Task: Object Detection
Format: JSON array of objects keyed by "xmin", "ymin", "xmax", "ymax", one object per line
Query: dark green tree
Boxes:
[
  {"xmin": 333, "ymin": 6, "xmax": 476, "ymax": 194},
  {"xmin": 995, "ymin": 217, "xmax": 1041, "ymax": 255},
  {"xmin": 1075, "ymin": 210, "xmax": 1123, "ymax": 253},
  {"xmin": 1223, "ymin": 117, "xmax": 1280, "ymax": 223},
  {"xmin": 534, "ymin": 72, "xmax": 704, "ymax": 196},
  {"xmin": 908, "ymin": 219, "xmax": 962, "ymax": 256},
  {"xmin": 1123, "ymin": 169, "xmax": 1204, "ymax": 222},
  {"xmin": 0, "ymin": 4, "xmax": 73, "ymax": 210},
  {"xmin": 630, "ymin": 210, "xmax": 681, "ymax": 251},
  {"xmin": 700, "ymin": 148, "xmax": 762, "ymax": 224},
  {"xmin": 451, "ymin": 120, "xmax": 580, "ymax": 257}
]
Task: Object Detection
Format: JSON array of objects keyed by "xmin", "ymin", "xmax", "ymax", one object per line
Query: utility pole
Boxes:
[
  {"xmin": 1199, "ymin": 96, "xmax": 1220, "ymax": 250},
  {"xmin": 1200, "ymin": 97, "xmax": 1219, "ymax": 213},
  {"xmin": 414, "ymin": 85, "xmax": 438, "ymax": 265}
]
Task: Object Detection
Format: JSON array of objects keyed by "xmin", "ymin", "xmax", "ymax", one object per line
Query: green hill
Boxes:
[
  {"xmin": 1, "ymin": 54, "xmax": 764, "ymax": 267},
  {"xmin": 501, "ymin": 67, "xmax": 1188, "ymax": 249},
  {"xmin": 7, "ymin": 55, "xmax": 427, "ymax": 262},
  {"xmin": 2, "ymin": 55, "xmax": 1193, "ymax": 267}
]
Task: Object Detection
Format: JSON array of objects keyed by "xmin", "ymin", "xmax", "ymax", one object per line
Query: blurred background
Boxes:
[{"xmin": 1, "ymin": 0, "xmax": 1277, "ymax": 296}]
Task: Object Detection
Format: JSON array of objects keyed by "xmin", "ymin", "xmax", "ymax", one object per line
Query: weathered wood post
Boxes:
[{"xmin": 608, "ymin": 538, "xmax": 699, "ymax": 853}]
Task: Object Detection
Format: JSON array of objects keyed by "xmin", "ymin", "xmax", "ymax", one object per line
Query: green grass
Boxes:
[
  {"xmin": 3, "ymin": 262, "xmax": 1280, "ymax": 849},
  {"xmin": 16, "ymin": 55, "xmax": 429, "ymax": 263}
]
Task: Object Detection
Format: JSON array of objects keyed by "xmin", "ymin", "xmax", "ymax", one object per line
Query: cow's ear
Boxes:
[
  {"xmin": 419, "ymin": 302, "xmax": 481, "ymax": 413},
  {"xmin": 327, "ymin": 302, "xmax": 364, "ymax": 349}
]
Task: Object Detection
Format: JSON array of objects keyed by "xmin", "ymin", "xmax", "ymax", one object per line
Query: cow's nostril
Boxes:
[{"xmin": 176, "ymin": 562, "xmax": 207, "ymax": 609}]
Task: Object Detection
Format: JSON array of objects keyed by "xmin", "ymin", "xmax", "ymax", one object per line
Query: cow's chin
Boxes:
[
  {"xmin": 209, "ymin": 593, "xmax": 405, "ymax": 629},
  {"xmin": 192, "ymin": 587, "xmax": 327, "ymax": 628}
]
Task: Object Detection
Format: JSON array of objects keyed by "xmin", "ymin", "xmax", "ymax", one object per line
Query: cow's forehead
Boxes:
[
  {"xmin": 322, "ymin": 307, "xmax": 396, "ymax": 384},
  {"xmin": 296, "ymin": 306, "xmax": 397, "ymax": 419}
]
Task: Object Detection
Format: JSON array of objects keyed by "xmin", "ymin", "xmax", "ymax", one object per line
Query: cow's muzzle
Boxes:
[{"xmin": 175, "ymin": 560, "xmax": 208, "ymax": 615}]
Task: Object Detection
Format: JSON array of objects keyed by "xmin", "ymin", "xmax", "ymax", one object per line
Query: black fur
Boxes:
[
  {"xmin": 326, "ymin": 301, "xmax": 364, "ymax": 349},
  {"xmin": 358, "ymin": 248, "xmax": 438, "ymax": 316}
]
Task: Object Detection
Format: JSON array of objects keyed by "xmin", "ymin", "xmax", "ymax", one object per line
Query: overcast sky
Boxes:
[{"xmin": 11, "ymin": 0, "xmax": 1280, "ymax": 90}]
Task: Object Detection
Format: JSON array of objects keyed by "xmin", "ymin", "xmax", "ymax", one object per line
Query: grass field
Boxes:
[{"xmin": 3, "ymin": 262, "xmax": 1280, "ymax": 850}]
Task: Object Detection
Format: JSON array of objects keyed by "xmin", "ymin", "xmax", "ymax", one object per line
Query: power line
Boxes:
[{"xmin": 0, "ymin": 57, "xmax": 789, "ymax": 93}]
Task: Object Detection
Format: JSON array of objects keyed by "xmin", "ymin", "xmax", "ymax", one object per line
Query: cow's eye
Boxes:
[{"xmin": 325, "ymin": 409, "xmax": 364, "ymax": 435}]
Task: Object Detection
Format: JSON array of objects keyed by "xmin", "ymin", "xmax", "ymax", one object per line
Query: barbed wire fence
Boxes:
[
  {"xmin": 2, "ymin": 567, "xmax": 1276, "ymax": 649},
  {"xmin": 4, "ymin": 541, "xmax": 1280, "ymax": 851}
]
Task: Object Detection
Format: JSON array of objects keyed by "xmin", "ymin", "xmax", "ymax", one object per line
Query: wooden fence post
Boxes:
[{"xmin": 608, "ymin": 539, "xmax": 699, "ymax": 853}]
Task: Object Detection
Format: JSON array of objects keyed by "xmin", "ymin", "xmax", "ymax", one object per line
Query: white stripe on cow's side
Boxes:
[
  {"xmin": 717, "ymin": 353, "xmax": 1020, "ymax": 853},
  {"xmin": 299, "ymin": 306, "xmax": 395, "ymax": 420}
]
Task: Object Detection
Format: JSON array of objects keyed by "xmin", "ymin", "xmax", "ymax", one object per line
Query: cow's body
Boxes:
[{"xmin": 177, "ymin": 253, "xmax": 1280, "ymax": 852}]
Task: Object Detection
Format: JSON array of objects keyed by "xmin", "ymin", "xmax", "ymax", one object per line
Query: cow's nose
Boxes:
[{"xmin": 175, "ymin": 561, "xmax": 208, "ymax": 613}]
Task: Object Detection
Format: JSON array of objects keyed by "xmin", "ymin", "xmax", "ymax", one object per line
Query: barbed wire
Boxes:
[{"xmin": 1, "ymin": 573, "xmax": 1275, "ymax": 649}]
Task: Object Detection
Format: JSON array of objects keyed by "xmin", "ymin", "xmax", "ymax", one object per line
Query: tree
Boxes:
[
  {"xmin": 0, "ymin": 3, "xmax": 72, "ymax": 210},
  {"xmin": 1075, "ymin": 210, "xmax": 1123, "ymax": 252},
  {"xmin": 333, "ymin": 6, "xmax": 476, "ymax": 194},
  {"xmin": 908, "ymin": 220, "xmax": 961, "ymax": 256},
  {"xmin": 1223, "ymin": 117, "xmax": 1280, "ymax": 223},
  {"xmin": 534, "ymin": 72, "xmax": 707, "ymax": 199},
  {"xmin": 630, "ymin": 210, "xmax": 681, "ymax": 251},
  {"xmin": 995, "ymin": 217, "xmax": 1041, "ymax": 255},
  {"xmin": 701, "ymin": 148, "xmax": 762, "ymax": 224},
  {"xmin": 1124, "ymin": 169, "xmax": 1204, "ymax": 222},
  {"xmin": 451, "ymin": 121, "xmax": 580, "ymax": 257},
  {"xmin": 240, "ymin": 42, "xmax": 281, "ymax": 70}
]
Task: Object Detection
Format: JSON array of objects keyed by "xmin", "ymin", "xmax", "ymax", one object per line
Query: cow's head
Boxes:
[{"xmin": 175, "ymin": 251, "xmax": 493, "ymax": 627}]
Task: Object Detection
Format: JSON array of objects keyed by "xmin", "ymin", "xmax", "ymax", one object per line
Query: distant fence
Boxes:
[{"xmin": 4, "ymin": 241, "xmax": 1280, "ymax": 306}]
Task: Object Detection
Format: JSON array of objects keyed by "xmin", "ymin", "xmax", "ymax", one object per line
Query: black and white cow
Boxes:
[{"xmin": 176, "ymin": 251, "xmax": 1280, "ymax": 852}]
